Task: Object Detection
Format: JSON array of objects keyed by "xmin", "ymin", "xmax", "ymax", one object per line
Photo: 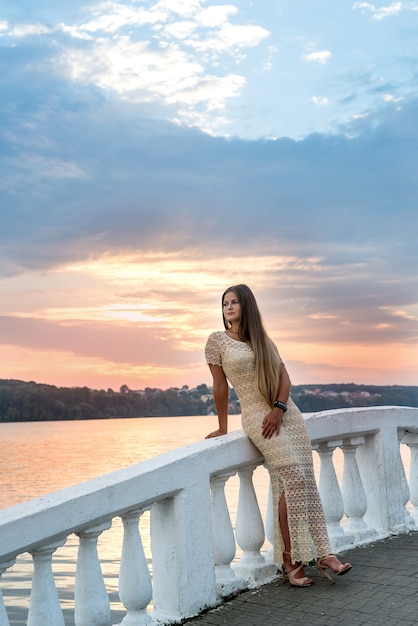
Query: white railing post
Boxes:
[
  {"xmin": 0, "ymin": 558, "xmax": 15, "ymax": 626},
  {"xmin": 341, "ymin": 438, "xmax": 377, "ymax": 544},
  {"xmin": 234, "ymin": 465, "xmax": 277, "ymax": 585},
  {"xmin": 28, "ymin": 539, "xmax": 66, "ymax": 626},
  {"xmin": 151, "ymin": 484, "xmax": 217, "ymax": 624},
  {"xmin": 315, "ymin": 442, "xmax": 353, "ymax": 551},
  {"xmin": 75, "ymin": 521, "xmax": 112, "ymax": 626},
  {"xmin": 210, "ymin": 472, "xmax": 246, "ymax": 596},
  {"xmin": 402, "ymin": 432, "xmax": 418, "ymax": 526},
  {"xmin": 397, "ymin": 430, "xmax": 415, "ymax": 529},
  {"xmin": 115, "ymin": 508, "xmax": 152, "ymax": 626},
  {"xmin": 356, "ymin": 428, "xmax": 408, "ymax": 534}
]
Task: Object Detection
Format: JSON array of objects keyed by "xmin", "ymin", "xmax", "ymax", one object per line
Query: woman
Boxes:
[{"xmin": 205, "ymin": 284, "xmax": 352, "ymax": 586}]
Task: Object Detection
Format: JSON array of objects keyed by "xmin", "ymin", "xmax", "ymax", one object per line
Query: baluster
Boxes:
[
  {"xmin": 396, "ymin": 430, "xmax": 415, "ymax": 528},
  {"xmin": 151, "ymin": 488, "xmax": 216, "ymax": 623},
  {"xmin": 0, "ymin": 558, "xmax": 15, "ymax": 626},
  {"xmin": 234, "ymin": 466, "xmax": 277, "ymax": 584},
  {"xmin": 115, "ymin": 509, "xmax": 152, "ymax": 626},
  {"xmin": 315, "ymin": 442, "xmax": 352, "ymax": 552},
  {"xmin": 75, "ymin": 521, "xmax": 112, "ymax": 626},
  {"xmin": 210, "ymin": 472, "xmax": 245, "ymax": 596},
  {"xmin": 402, "ymin": 432, "xmax": 418, "ymax": 526},
  {"xmin": 28, "ymin": 539, "xmax": 66, "ymax": 626},
  {"xmin": 341, "ymin": 437, "xmax": 377, "ymax": 544}
]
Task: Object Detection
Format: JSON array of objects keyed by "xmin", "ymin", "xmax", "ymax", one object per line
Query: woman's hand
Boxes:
[
  {"xmin": 205, "ymin": 428, "xmax": 227, "ymax": 439},
  {"xmin": 262, "ymin": 410, "xmax": 282, "ymax": 438}
]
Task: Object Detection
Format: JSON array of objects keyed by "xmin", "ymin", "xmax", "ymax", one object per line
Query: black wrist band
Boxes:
[{"xmin": 273, "ymin": 400, "xmax": 287, "ymax": 413}]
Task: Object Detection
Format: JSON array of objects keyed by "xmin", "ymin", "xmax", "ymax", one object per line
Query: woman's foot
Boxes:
[
  {"xmin": 282, "ymin": 552, "xmax": 314, "ymax": 587},
  {"xmin": 317, "ymin": 554, "xmax": 352, "ymax": 583}
]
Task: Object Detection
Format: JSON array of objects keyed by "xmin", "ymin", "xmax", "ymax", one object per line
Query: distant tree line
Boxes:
[
  {"xmin": 0, "ymin": 379, "xmax": 417, "ymax": 422},
  {"xmin": 291, "ymin": 384, "xmax": 418, "ymax": 413},
  {"xmin": 0, "ymin": 380, "xmax": 211, "ymax": 422}
]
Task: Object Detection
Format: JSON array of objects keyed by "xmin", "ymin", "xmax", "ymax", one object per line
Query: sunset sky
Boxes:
[{"xmin": 1, "ymin": 0, "xmax": 417, "ymax": 391}]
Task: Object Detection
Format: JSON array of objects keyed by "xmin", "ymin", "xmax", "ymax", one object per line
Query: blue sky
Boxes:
[{"xmin": 0, "ymin": 0, "xmax": 417, "ymax": 389}]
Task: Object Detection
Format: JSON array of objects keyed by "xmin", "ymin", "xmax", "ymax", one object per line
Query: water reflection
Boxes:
[{"xmin": 1, "ymin": 416, "xmax": 246, "ymax": 507}]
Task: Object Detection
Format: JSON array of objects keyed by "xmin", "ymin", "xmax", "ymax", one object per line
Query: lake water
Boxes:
[
  {"xmin": 0, "ymin": 415, "xmax": 257, "ymax": 625},
  {"xmin": 0, "ymin": 416, "xmax": 411, "ymax": 625},
  {"xmin": 1, "ymin": 416, "xmax": 243, "ymax": 508}
]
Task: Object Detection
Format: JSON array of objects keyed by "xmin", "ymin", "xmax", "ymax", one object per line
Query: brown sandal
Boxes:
[
  {"xmin": 317, "ymin": 554, "xmax": 352, "ymax": 583},
  {"xmin": 282, "ymin": 552, "xmax": 314, "ymax": 587}
]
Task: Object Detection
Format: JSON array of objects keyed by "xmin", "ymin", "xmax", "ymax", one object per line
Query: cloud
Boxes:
[
  {"xmin": 0, "ymin": 314, "xmax": 196, "ymax": 367},
  {"xmin": 311, "ymin": 96, "xmax": 329, "ymax": 106},
  {"xmin": 302, "ymin": 50, "xmax": 331, "ymax": 64},
  {"xmin": 9, "ymin": 23, "xmax": 52, "ymax": 37},
  {"xmin": 1, "ymin": 85, "xmax": 418, "ymax": 279},
  {"xmin": 382, "ymin": 94, "xmax": 403, "ymax": 103},
  {"xmin": 352, "ymin": 2, "xmax": 403, "ymax": 20},
  {"xmin": 5, "ymin": 154, "xmax": 88, "ymax": 181},
  {"xmin": 1, "ymin": 1, "xmax": 417, "ymax": 388},
  {"xmin": 1, "ymin": 248, "xmax": 416, "ymax": 361},
  {"xmin": 1, "ymin": 1, "xmax": 269, "ymax": 133}
]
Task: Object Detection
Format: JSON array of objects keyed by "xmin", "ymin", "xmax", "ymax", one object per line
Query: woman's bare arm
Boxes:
[
  {"xmin": 277, "ymin": 362, "xmax": 291, "ymax": 403},
  {"xmin": 206, "ymin": 363, "xmax": 229, "ymax": 438}
]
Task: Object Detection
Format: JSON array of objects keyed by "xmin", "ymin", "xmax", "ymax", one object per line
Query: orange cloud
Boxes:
[{"xmin": 1, "ymin": 251, "xmax": 417, "ymax": 389}]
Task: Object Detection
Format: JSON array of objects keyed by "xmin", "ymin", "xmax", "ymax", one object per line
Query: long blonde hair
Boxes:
[{"xmin": 222, "ymin": 284, "xmax": 279, "ymax": 406}]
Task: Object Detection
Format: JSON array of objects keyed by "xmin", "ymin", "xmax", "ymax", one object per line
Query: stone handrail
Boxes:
[{"xmin": 1, "ymin": 405, "xmax": 418, "ymax": 625}]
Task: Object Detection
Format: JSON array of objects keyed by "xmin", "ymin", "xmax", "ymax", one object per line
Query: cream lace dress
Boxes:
[{"xmin": 205, "ymin": 331, "xmax": 331, "ymax": 566}]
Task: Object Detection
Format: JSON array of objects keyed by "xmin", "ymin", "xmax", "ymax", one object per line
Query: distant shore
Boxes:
[{"xmin": 0, "ymin": 378, "xmax": 417, "ymax": 423}]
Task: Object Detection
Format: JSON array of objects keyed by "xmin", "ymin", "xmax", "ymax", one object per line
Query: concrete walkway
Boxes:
[{"xmin": 184, "ymin": 532, "xmax": 418, "ymax": 626}]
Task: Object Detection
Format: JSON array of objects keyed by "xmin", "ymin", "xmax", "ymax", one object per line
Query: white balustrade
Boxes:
[
  {"xmin": 116, "ymin": 509, "xmax": 152, "ymax": 626},
  {"xmin": 341, "ymin": 438, "xmax": 377, "ymax": 544},
  {"xmin": 75, "ymin": 522, "xmax": 112, "ymax": 626},
  {"xmin": 151, "ymin": 482, "xmax": 217, "ymax": 623},
  {"xmin": 0, "ymin": 559, "xmax": 15, "ymax": 626},
  {"xmin": 234, "ymin": 466, "xmax": 277, "ymax": 584},
  {"xmin": 0, "ymin": 406, "xmax": 417, "ymax": 626},
  {"xmin": 403, "ymin": 432, "xmax": 418, "ymax": 525},
  {"xmin": 397, "ymin": 430, "xmax": 415, "ymax": 528},
  {"xmin": 315, "ymin": 441, "xmax": 353, "ymax": 551},
  {"xmin": 28, "ymin": 539, "xmax": 66, "ymax": 626},
  {"xmin": 210, "ymin": 472, "xmax": 246, "ymax": 597},
  {"xmin": 355, "ymin": 417, "xmax": 408, "ymax": 534}
]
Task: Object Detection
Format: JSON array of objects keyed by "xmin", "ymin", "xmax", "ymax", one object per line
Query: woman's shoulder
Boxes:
[
  {"xmin": 207, "ymin": 330, "xmax": 225, "ymax": 341},
  {"xmin": 205, "ymin": 330, "xmax": 226, "ymax": 348},
  {"xmin": 205, "ymin": 331, "xmax": 226, "ymax": 366}
]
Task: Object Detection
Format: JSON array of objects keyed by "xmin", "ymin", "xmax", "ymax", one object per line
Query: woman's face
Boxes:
[{"xmin": 223, "ymin": 291, "xmax": 241, "ymax": 325}]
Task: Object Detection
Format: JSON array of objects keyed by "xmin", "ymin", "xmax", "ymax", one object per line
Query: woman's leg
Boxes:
[
  {"xmin": 279, "ymin": 492, "xmax": 313, "ymax": 584},
  {"xmin": 278, "ymin": 491, "xmax": 291, "ymax": 553},
  {"xmin": 279, "ymin": 491, "xmax": 351, "ymax": 584}
]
